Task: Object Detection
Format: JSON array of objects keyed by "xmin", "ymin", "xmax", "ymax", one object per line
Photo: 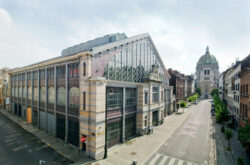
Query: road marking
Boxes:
[
  {"xmin": 28, "ymin": 149, "xmax": 33, "ymax": 153},
  {"xmin": 4, "ymin": 138, "xmax": 16, "ymax": 143},
  {"xmin": 155, "ymin": 155, "xmax": 164, "ymax": 165},
  {"xmin": 168, "ymin": 157, "xmax": 175, "ymax": 165},
  {"xmin": 158, "ymin": 156, "xmax": 168, "ymax": 165},
  {"xmin": 150, "ymin": 153, "xmax": 161, "ymax": 165},
  {"xmin": 35, "ymin": 145, "xmax": 48, "ymax": 151},
  {"xmin": 144, "ymin": 153, "xmax": 156, "ymax": 165},
  {"xmin": 12, "ymin": 146, "xmax": 23, "ymax": 152}
]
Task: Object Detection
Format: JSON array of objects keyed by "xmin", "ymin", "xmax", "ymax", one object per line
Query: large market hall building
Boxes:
[{"xmin": 8, "ymin": 33, "xmax": 174, "ymax": 159}]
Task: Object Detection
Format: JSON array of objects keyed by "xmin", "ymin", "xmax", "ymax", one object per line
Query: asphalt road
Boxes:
[
  {"xmin": 146, "ymin": 99, "xmax": 213, "ymax": 165},
  {"xmin": 0, "ymin": 111, "xmax": 73, "ymax": 165}
]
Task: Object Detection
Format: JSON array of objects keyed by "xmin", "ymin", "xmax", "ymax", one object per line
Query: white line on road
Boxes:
[{"xmin": 12, "ymin": 146, "xmax": 23, "ymax": 152}]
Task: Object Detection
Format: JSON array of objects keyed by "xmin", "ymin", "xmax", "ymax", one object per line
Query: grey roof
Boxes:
[{"xmin": 61, "ymin": 33, "xmax": 127, "ymax": 56}]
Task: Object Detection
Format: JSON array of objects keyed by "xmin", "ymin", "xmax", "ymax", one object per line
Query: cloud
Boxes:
[
  {"xmin": 0, "ymin": 0, "xmax": 250, "ymax": 75},
  {"xmin": 0, "ymin": 8, "xmax": 58, "ymax": 69}
]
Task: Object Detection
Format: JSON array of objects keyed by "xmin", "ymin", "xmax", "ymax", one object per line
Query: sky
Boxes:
[{"xmin": 0, "ymin": 0, "xmax": 250, "ymax": 75}]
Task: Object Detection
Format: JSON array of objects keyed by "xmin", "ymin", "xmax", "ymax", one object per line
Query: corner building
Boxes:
[{"xmin": 9, "ymin": 33, "xmax": 173, "ymax": 160}]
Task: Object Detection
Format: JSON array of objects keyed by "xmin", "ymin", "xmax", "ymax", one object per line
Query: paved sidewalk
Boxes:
[
  {"xmin": 0, "ymin": 109, "xmax": 93, "ymax": 165},
  {"xmin": 94, "ymin": 107, "xmax": 195, "ymax": 165},
  {"xmin": 214, "ymin": 120, "xmax": 250, "ymax": 165}
]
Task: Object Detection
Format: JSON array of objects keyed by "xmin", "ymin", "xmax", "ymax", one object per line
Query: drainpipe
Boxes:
[{"xmin": 148, "ymin": 83, "xmax": 151, "ymax": 133}]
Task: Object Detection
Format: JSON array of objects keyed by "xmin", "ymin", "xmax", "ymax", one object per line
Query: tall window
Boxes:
[
  {"xmin": 40, "ymin": 87, "xmax": 45, "ymax": 102},
  {"xmin": 83, "ymin": 92, "xmax": 86, "ymax": 110},
  {"xmin": 153, "ymin": 87, "xmax": 159, "ymax": 103},
  {"xmin": 57, "ymin": 87, "xmax": 66, "ymax": 106},
  {"xmin": 161, "ymin": 90, "xmax": 164, "ymax": 102},
  {"xmin": 144, "ymin": 91, "xmax": 148, "ymax": 104},
  {"xmin": 48, "ymin": 87, "xmax": 54, "ymax": 104},
  {"xmin": 28, "ymin": 87, "xmax": 32, "ymax": 100},
  {"xmin": 107, "ymin": 88, "xmax": 122, "ymax": 110},
  {"xmin": 83, "ymin": 63, "xmax": 86, "ymax": 76},
  {"xmin": 34, "ymin": 88, "xmax": 38, "ymax": 101},
  {"xmin": 125, "ymin": 88, "xmax": 136, "ymax": 106},
  {"xmin": 69, "ymin": 87, "xmax": 80, "ymax": 108}
]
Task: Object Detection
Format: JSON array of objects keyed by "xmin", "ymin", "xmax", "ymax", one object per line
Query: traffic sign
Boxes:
[{"xmin": 81, "ymin": 137, "xmax": 86, "ymax": 142}]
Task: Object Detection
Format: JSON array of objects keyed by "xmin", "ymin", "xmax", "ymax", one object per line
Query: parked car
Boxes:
[{"xmin": 194, "ymin": 101, "xmax": 198, "ymax": 105}]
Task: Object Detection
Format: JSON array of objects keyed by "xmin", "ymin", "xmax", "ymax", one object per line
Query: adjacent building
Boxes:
[
  {"xmin": 7, "ymin": 33, "xmax": 174, "ymax": 159},
  {"xmin": 0, "ymin": 67, "xmax": 10, "ymax": 110},
  {"xmin": 168, "ymin": 69, "xmax": 194, "ymax": 108},
  {"xmin": 239, "ymin": 55, "xmax": 250, "ymax": 127},
  {"xmin": 196, "ymin": 47, "xmax": 219, "ymax": 98}
]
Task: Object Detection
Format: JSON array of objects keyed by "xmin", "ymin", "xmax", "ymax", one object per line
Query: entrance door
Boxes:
[
  {"xmin": 153, "ymin": 111, "xmax": 158, "ymax": 126},
  {"xmin": 107, "ymin": 117, "xmax": 122, "ymax": 148},
  {"xmin": 125, "ymin": 114, "xmax": 136, "ymax": 140}
]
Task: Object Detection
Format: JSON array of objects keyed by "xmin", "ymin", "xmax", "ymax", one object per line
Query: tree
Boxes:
[
  {"xmin": 225, "ymin": 129, "xmax": 233, "ymax": 150},
  {"xmin": 195, "ymin": 87, "xmax": 201, "ymax": 96},
  {"xmin": 211, "ymin": 88, "xmax": 219, "ymax": 97},
  {"xmin": 237, "ymin": 157, "xmax": 245, "ymax": 165}
]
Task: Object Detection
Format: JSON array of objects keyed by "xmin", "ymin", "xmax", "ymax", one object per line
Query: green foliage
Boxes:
[
  {"xmin": 225, "ymin": 129, "xmax": 232, "ymax": 140},
  {"xmin": 213, "ymin": 94, "xmax": 229, "ymax": 123},
  {"xmin": 237, "ymin": 157, "xmax": 245, "ymax": 165},
  {"xmin": 238, "ymin": 124, "xmax": 250, "ymax": 147},
  {"xmin": 211, "ymin": 88, "xmax": 219, "ymax": 97},
  {"xmin": 187, "ymin": 93, "xmax": 199, "ymax": 103},
  {"xmin": 195, "ymin": 87, "xmax": 201, "ymax": 96},
  {"xmin": 225, "ymin": 129, "xmax": 233, "ymax": 149},
  {"xmin": 179, "ymin": 100, "xmax": 187, "ymax": 108}
]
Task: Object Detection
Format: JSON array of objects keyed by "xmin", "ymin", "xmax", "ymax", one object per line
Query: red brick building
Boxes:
[
  {"xmin": 168, "ymin": 69, "xmax": 185, "ymax": 103},
  {"xmin": 239, "ymin": 55, "xmax": 250, "ymax": 127}
]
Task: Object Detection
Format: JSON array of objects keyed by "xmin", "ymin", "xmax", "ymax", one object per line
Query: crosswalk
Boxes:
[{"xmin": 145, "ymin": 153, "xmax": 199, "ymax": 165}]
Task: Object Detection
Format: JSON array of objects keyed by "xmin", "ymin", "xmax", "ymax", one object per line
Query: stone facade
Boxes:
[
  {"xmin": 196, "ymin": 47, "xmax": 219, "ymax": 98},
  {"xmin": 7, "ymin": 33, "xmax": 174, "ymax": 160}
]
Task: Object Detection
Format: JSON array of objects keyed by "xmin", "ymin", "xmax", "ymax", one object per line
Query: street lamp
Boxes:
[{"xmin": 104, "ymin": 88, "xmax": 113, "ymax": 159}]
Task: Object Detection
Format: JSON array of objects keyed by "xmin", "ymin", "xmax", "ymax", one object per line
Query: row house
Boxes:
[
  {"xmin": 5, "ymin": 33, "xmax": 174, "ymax": 160},
  {"xmin": 223, "ymin": 55, "xmax": 250, "ymax": 128},
  {"xmin": 168, "ymin": 69, "xmax": 194, "ymax": 108},
  {"xmin": 239, "ymin": 55, "xmax": 250, "ymax": 127}
]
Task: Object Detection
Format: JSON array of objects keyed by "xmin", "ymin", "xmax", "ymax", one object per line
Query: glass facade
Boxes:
[
  {"xmin": 69, "ymin": 87, "xmax": 80, "ymax": 108},
  {"xmin": 48, "ymin": 87, "xmax": 54, "ymax": 104},
  {"xmin": 125, "ymin": 88, "xmax": 136, "ymax": 106},
  {"xmin": 103, "ymin": 40, "xmax": 167, "ymax": 84},
  {"xmin": 106, "ymin": 88, "xmax": 123, "ymax": 110},
  {"xmin": 57, "ymin": 87, "xmax": 66, "ymax": 106}
]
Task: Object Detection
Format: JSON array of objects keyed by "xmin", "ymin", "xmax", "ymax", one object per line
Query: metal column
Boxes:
[
  {"xmin": 45, "ymin": 68, "xmax": 48, "ymax": 132},
  {"xmin": 54, "ymin": 66, "xmax": 57, "ymax": 137},
  {"xmin": 65, "ymin": 64, "xmax": 68, "ymax": 143},
  {"xmin": 122, "ymin": 87, "xmax": 126, "ymax": 142},
  {"xmin": 37, "ymin": 70, "xmax": 40, "ymax": 129}
]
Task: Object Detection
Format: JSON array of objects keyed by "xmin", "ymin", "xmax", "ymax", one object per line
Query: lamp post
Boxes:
[{"xmin": 104, "ymin": 88, "xmax": 113, "ymax": 159}]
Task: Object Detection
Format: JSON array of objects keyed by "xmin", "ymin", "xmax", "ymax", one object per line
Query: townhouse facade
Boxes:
[
  {"xmin": 5, "ymin": 33, "xmax": 175, "ymax": 160},
  {"xmin": 239, "ymin": 55, "xmax": 250, "ymax": 127}
]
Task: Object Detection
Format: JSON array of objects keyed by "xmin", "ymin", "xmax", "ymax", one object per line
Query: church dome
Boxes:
[{"xmin": 197, "ymin": 47, "xmax": 218, "ymax": 65}]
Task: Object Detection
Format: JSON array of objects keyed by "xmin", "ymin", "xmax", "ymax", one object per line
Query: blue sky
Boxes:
[{"xmin": 0, "ymin": 0, "xmax": 250, "ymax": 75}]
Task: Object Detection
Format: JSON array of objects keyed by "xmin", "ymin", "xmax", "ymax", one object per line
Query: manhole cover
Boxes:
[{"xmin": 130, "ymin": 152, "xmax": 136, "ymax": 156}]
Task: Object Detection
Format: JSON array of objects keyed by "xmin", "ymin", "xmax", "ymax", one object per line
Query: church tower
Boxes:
[{"xmin": 196, "ymin": 47, "xmax": 219, "ymax": 98}]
